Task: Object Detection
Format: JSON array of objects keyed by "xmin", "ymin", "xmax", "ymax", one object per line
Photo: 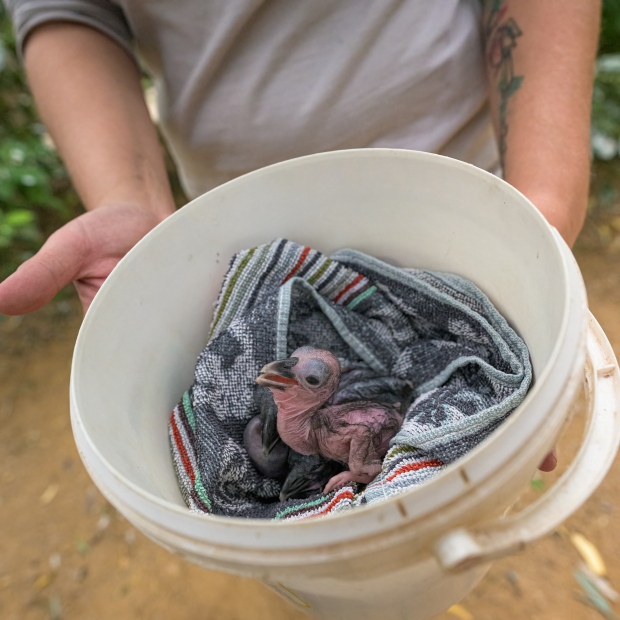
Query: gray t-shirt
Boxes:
[{"xmin": 7, "ymin": 0, "xmax": 499, "ymax": 199}]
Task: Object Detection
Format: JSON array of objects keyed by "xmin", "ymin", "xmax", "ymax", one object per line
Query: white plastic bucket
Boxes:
[{"xmin": 70, "ymin": 149, "xmax": 620, "ymax": 620}]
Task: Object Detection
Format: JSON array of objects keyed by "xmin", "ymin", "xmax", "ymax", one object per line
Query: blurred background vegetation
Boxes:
[
  {"xmin": 0, "ymin": 5, "xmax": 81, "ymax": 281},
  {"xmin": 1, "ymin": 2, "xmax": 620, "ymax": 281}
]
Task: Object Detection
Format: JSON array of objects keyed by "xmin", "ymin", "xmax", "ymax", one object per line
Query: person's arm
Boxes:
[
  {"xmin": 482, "ymin": 1, "xmax": 600, "ymax": 473},
  {"xmin": 482, "ymin": 0, "xmax": 600, "ymax": 246},
  {"xmin": 0, "ymin": 22, "xmax": 175, "ymax": 314}
]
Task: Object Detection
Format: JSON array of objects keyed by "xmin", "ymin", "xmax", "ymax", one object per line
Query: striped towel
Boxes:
[{"xmin": 169, "ymin": 239, "xmax": 531, "ymax": 520}]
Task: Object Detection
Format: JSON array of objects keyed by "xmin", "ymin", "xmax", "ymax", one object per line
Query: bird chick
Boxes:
[
  {"xmin": 256, "ymin": 346, "xmax": 404, "ymax": 493},
  {"xmin": 245, "ymin": 386, "xmax": 344, "ymax": 501}
]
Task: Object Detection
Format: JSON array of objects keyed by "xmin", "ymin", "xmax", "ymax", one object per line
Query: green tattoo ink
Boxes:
[{"xmin": 483, "ymin": 1, "xmax": 524, "ymax": 166}]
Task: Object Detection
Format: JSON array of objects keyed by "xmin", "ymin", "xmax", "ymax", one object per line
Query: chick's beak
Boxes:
[{"xmin": 255, "ymin": 357, "xmax": 299, "ymax": 389}]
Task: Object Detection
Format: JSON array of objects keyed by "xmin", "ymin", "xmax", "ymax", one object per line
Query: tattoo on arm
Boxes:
[{"xmin": 483, "ymin": 1, "xmax": 523, "ymax": 166}]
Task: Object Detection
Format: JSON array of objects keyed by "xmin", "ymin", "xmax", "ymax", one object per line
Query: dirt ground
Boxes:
[{"xmin": 1, "ymin": 222, "xmax": 620, "ymax": 620}]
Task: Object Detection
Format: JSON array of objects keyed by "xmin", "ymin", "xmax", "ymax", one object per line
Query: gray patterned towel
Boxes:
[{"xmin": 169, "ymin": 239, "xmax": 531, "ymax": 520}]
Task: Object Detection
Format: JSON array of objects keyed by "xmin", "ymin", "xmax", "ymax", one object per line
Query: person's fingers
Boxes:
[
  {"xmin": 538, "ymin": 447, "xmax": 557, "ymax": 472},
  {"xmin": 0, "ymin": 222, "xmax": 86, "ymax": 315},
  {"xmin": 0, "ymin": 204, "xmax": 167, "ymax": 316},
  {"xmin": 74, "ymin": 276, "xmax": 107, "ymax": 314}
]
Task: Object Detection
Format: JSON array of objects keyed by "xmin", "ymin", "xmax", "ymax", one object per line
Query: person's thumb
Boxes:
[{"xmin": 0, "ymin": 224, "xmax": 85, "ymax": 315}]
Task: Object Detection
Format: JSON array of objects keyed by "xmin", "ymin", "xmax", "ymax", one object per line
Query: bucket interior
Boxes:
[{"xmin": 72, "ymin": 150, "xmax": 570, "ymax": 509}]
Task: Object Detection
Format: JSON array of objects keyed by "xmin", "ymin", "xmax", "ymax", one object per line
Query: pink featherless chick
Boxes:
[{"xmin": 255, "ymin": 346, "xmax": 404, "ymax": 493}]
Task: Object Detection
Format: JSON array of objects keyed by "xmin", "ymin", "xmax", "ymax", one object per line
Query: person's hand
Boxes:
[{"xmin": 0, "ymin": 203, "xmax": 172, "ymax": 315}]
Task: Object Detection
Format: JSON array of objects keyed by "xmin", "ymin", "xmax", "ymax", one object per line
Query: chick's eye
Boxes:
[{"xmin": 302, "ymin": 359, "xmax": 329, "ymax": 386}]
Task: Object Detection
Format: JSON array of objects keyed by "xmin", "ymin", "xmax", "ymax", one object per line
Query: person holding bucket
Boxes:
[{"xmin": 0, "ymin": 1, "xmax": 600, "ymax": 473}]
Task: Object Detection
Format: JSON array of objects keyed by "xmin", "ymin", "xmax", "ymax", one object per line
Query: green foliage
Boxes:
[
  {"xmin": 591, "ymin": 54, "xmax": 620, "ymax": 160},
  {"xmin": 599, "ymin": 0, "xmax": 620, "ymax": 57},
  {"xmin": 0, "ymin": 6, "xmax": 80, "ymax": 280},
  {"xmin": 592, "ymin": 0, "xmax": 620, "ymax": 161}
]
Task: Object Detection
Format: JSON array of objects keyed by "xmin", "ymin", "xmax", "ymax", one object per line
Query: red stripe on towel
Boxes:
[
  {"xmin": 282, "ymin": 247, "xmax": 311, "ymax": 284},
  {"xmin": 333, "ymin": 274, "xmax": 365, "ymax": 303},
  {"xmin": 386, "ymin": 459, "xmax": 443, "ymax": 482},
  {"xmin": 171, "ymin": 414, "xmax": 195, "ymax": 484},
  {"xmin": 313, "ymin": 488, "xmax": 355, "ymax": 517}
]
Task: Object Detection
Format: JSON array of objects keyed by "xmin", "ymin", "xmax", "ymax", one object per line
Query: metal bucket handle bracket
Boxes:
[{"xmin": 434, "ymin": 311, "xmax": 620, "ymax": 572}]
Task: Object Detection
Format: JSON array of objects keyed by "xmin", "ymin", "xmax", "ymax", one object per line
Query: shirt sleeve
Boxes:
[{"xmin": 4, "ymin": 0, "xmax": 135, "ymax": 60}]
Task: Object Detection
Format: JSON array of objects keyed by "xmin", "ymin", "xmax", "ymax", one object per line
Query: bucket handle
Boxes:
[{"xmin": 434, "ymin": 311, "xmax": 620, "ymax": 572}]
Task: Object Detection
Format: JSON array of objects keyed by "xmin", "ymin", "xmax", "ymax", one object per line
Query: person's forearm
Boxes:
[
  {"xmin": 482, "ymin": 0, "xmax": 600, "ymax": 246},
  {"xmin": 24, "ymin": 22, "xmax": 175, "ymax": 219}
]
